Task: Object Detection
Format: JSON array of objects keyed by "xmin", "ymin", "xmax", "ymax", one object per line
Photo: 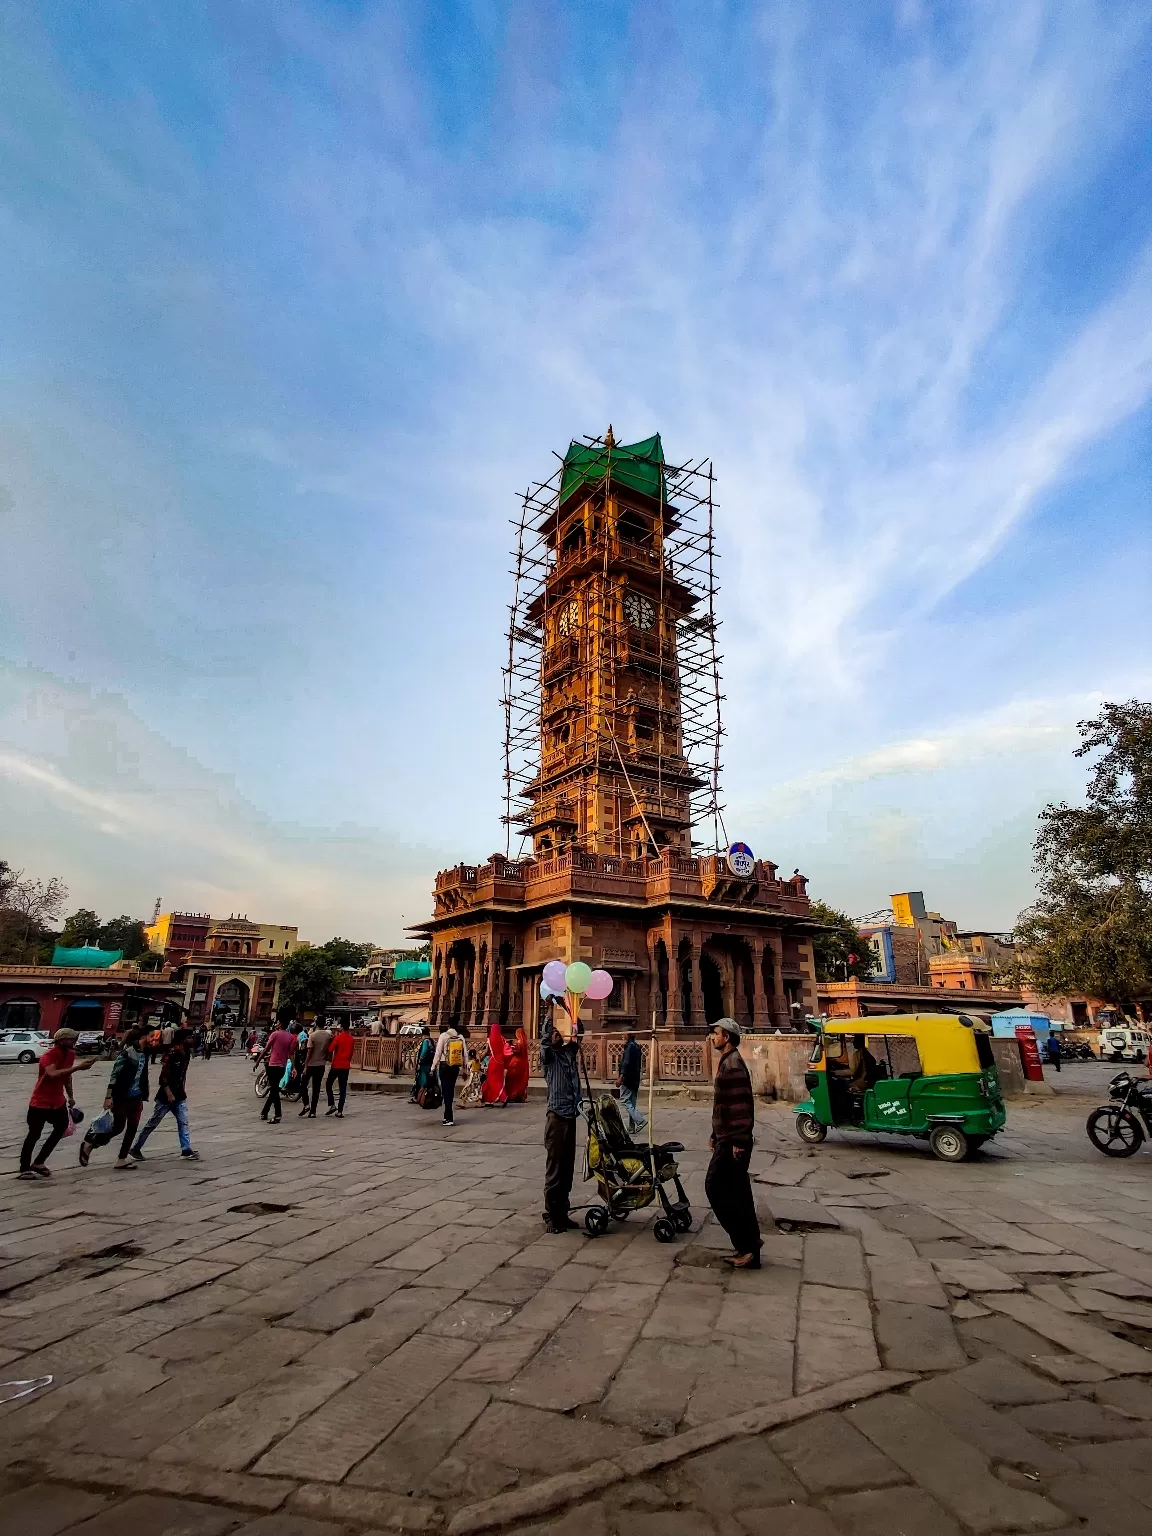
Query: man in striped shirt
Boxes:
[{"xmin": 707, "ymin": 1018, "xmax": 762, "ymax": 1269}]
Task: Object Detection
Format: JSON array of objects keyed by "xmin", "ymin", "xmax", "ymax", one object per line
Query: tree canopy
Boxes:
[
  {"xmin": 808, "ymin": 900, "xmax": 879, "ymax": 982},
  {"xmin": 316, "ymin": 936, "xmax": 375, "ymax": 969},
  {"xmin": 277, "ymin": 946, "xmax": 343, "ymax": 1016},
  {"xmin": 0, "ymin": 860, "xmax": 69, "ymax": 963},
  {"xmin": 1016, "ymin": 700, "xmax": 1152, "ymax": 1012},
  {"xmin": 59, "ymin": 908, "xmax": 150, "ymax": 960}
]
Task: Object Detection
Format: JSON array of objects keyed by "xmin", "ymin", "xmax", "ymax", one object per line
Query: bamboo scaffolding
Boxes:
[{"xmin": 502, "ymin": 432, "xmax": 727, "ymax": 858}]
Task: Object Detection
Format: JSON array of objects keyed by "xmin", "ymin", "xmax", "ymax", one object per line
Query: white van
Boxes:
[{"xmin": 1098, "ymin": 1025, "xmax": 1151, "ymax": 1063}]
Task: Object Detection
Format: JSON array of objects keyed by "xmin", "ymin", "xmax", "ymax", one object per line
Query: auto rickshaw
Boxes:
[{"xmin": 794, "ymin": 1013, "xmax": 1007, "ymax": 1162}]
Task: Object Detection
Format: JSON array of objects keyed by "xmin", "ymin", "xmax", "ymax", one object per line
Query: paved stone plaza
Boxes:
[{"xmin": 1, "ymin": 1058, "xmax": 1152, "ymax": 1533}]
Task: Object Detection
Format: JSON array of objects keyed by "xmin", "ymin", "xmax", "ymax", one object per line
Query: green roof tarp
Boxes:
[
  {"xmin": 560, "ymin": 433, "xmax": 665, "ymax": 506},
  {"xmin": 393, "ymin": 960, "xmax": 431, "ymax": 982},
  {"xmin": 52, "ymin": 945, "xmax": 123, "ymax": 968}
]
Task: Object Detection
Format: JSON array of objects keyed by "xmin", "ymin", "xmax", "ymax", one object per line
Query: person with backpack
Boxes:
[
  {"xmin": 79, "ymin": 1025, "xmax": 150, "ymax": 1171},
  {"xmin": 431, "ymin": 1021, "xmax": 467, "ymax": 1127}
]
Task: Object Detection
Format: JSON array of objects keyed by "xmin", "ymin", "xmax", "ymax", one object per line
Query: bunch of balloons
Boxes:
[{"xmin": 540, "ymin": 958, "xmax": 613, "ymax": 1036}]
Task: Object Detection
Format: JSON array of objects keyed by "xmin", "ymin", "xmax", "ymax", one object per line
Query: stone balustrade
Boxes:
[{"xmin": 352, "ymin": 1028, "xmax": 815, "ymax": 1101}]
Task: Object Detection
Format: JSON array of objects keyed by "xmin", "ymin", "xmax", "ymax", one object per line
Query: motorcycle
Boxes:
[
  {"xmin": 1086, "ymin": 1071, "xmax": 1152, "ymax": 1157},
  {"xmin": 252, "ymin": 1054, "xmax": 304, "ymax": 1103}
]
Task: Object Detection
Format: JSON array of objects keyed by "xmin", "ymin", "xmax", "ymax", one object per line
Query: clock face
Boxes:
[
  {"xmin": 556, "ymin": 599, "xmax": 580, "ymax": 637},
  {"xmin": 624, "ymin": 591, "xmax": 656, "ymax": 631}
]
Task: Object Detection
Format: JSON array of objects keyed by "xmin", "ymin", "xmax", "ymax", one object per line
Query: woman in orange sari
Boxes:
[
  {"xmin": 504, "ymin": 1027, "xmax": 530, "ymax": 1103},
  {"xmin": 481, "ymin": 1021, "xmax": 510, "ymax": 1106}
]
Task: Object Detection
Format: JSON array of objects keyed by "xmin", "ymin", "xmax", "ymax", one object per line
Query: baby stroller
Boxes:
[{"xmin": 579, "ymin": 1054, "xmax": 692, "ymax": 1243}]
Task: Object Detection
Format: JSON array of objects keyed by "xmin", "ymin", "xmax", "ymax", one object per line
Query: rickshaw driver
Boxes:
[{"xmin": 826, "ymin": 1035, "xmax": 882, "ymax": 1123}]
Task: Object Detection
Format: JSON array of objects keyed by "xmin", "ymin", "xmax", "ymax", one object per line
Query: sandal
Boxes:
[{"xmin": 78, "ymin": 1139, "xmax": 92, "ymax": 1168}]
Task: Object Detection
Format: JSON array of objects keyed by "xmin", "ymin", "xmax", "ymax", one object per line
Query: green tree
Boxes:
[
  {"xmin": 809, "ymin": 900, "xmax": 879, "ymax": 982},
  {"xmin": 59, "ymin": 908, "xmax": 103, "ymax": 948},
  {"xmin": 1016, "ymin": 700, "xmax": 1152, "ymax": 1012},
  {"xmin": 0, "ymin": 865, "xmax": 68, "ymax": 963},
  {"xmin": 96, "ymin": 915, "xmax": 149, "ymax": 960},
  {"xmin": 277, "ymin": 946, "xmax": 343, "ymax": 1016},
  {"xmin": 316, "ymin": 936, "xmax": 375, "ymax": 969}
]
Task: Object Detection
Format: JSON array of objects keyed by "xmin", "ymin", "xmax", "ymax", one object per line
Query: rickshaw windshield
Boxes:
[{"xmin": 809, "ymin": 1035, "xmax": 825, "ymax": 1065}]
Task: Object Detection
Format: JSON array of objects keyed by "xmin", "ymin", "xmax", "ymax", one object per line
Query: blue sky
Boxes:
[{"xmin": 2, "ymin": 1, "xmax": 1150, "ymax": 941}]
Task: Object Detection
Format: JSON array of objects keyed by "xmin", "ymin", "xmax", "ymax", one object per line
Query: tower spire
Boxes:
[{"xmin": 604, "ymin": 424, "xmax": 616, "ymax": 449}]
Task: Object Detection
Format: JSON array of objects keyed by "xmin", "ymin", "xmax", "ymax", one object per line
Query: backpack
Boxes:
[{"xmin": 446, "ymin": 1036, "xmax": 464, "ymax": 1069}]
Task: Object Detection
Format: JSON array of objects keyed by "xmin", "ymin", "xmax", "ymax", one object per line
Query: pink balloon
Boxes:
[
  {"xmin": 542, "ymin": 960, "xmax": 568, "ymax": 993},
  {"xmin": 584, "ymin": 969, "xmax": 614, "ymax": 1001}
]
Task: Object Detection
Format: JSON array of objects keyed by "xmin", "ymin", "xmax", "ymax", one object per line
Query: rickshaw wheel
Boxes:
[
  {"xmin": 584, "ymin": 1206, "xmax": 610, "ymax": 1237},
  {"xmin": 929, "ymin": 1125, "xmax": 969, "ymax": 1162},
  {"xmin": 653, "ymin": 1219, "xmax": 676, "ymax": 1244},
  {"xmin": 673, "ymin": 1208, "xmax": 693, "ymax": 1232},
  {"xmin": 795, "ymin": 1113, "xmax": 827, "ymax": 1145}
]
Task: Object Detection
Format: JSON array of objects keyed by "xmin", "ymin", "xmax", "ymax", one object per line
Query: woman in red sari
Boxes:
[
  {"xmin": 481, "ymin": 1021, "xmax": 510, "ymax": 1106},
  {"xmin": 504, "ymin": 1027, "xmax": 530, "ymax": 1103}
]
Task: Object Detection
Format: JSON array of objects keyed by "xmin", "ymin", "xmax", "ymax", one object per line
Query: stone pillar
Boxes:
[
  {"xmin": 751, "ymin": 938, "xmax": 770, "ymax": 1030},
  {"xmin": 482, "ymin": 945, "xmax": 499, "ymax": 1031},
  {"xmin": 646, "ymin": 933, "xmax": 661, "ymax": 1030},
  {"xmin": 460, "ymin": 950, "xmax": 474, "ymax": 1033},
  {"xmin": 665, "ymin": 936, "xmax": 684, "ymax": 1029},
  {"xmin": 766, "ymin": 930, "xmax": 788, "ymax": 1028},
  {"xmin": 690, "ymin": 936, "xmax": 706, "ymax": 1028}
]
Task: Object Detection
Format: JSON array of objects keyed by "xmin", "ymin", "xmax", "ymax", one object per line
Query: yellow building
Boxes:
[{"xmin": 145, "ymin": 912, "xmax": 301, "ymax": 963}]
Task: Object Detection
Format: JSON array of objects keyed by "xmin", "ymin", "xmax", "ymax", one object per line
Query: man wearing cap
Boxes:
[
  {"xmin": 706, "ymin": 1018, "xmax": 762, "ymax": 1269},
  {"xmin": 19, "ymin": 1027, "xmax": 97, "ymax": 1179}
]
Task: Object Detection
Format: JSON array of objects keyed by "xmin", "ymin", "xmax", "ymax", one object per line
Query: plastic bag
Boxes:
[
  {"xmin": 0, "ymin": 1376, "xmax": 52, "ymax": 1405},
  {"xmin": 63, "ymin": 1115, "xmax": 75, "ymax": 1138},
  {"xmin": 88, "ymin": 1109, "xmax": 114, "ymax": 1140}
]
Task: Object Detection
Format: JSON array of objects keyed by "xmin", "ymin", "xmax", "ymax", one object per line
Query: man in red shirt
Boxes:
[
  {"xmin": 325, "ymin": 1022, "xmax": 356, "ymax": 1118},
  {"xmin": 19, "ymin": 1026, "xmax": 97, "ymax": 1178}
]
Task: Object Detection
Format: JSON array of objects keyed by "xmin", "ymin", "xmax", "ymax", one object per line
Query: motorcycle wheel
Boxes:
[
  {"xmin": 253, "ymin": 1069, "xmax": 268, "ymax": 1097},
  {"xmin": 1086, "ymin": 1106, "xmax": 1144, "ymax": 1158}
]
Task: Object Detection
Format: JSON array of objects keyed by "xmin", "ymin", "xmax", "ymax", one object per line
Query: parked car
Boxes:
[
  {"xmin": 0, "ymin": 1031, "xmax": 52, "ymax": 1065},
  {"xmin": 1097, "ymin": 1026, "xmax": 1151, "ymax": 1064}
]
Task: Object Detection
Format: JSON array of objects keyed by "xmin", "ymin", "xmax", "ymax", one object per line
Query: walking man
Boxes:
[
  {"xmin": 616, "ymin": 1030, "xmax": 647, "ymax": 1131},
  {"xmin": 299, "ymin": 1018, "xmax": 331, "ymax": 1118},
  {"xmin": 130, "ymin": 1028, "xmax": 199, "ymax": 1161},
  {"xmin": 19, "ymin": 1026, "xmax": 97, "ymax": 1179},
  {"xmin": 705, "ymin": 1018, "xmax": 761, "ymax": 1269},
  {"xmin": 260, "ymin": 1007, "xmax": 297, "ymax": 1124},
  {"xmin": 431, "ymin": 1020, "xmax": 467, "ymax": 1127},
  {"xmin": 540, "ymin": 1014, "xmax": 583, "ymax": 1233},
  {"xmin": 325, "ymin": 1019, "xmax": 355, "ymax": 1117},
  {"xmin": 79, "ymin": 1025, "xmax": 150, "ymax": 1171}
]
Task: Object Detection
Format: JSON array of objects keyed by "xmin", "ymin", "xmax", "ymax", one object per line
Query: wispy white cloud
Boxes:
[
  {"xmin": 0, "ymin": 665, "xmax": 440, "ymax": 940},
  {"xmin": 0, "ymin": 1, "xmax": 1150, "ymax": 931}
]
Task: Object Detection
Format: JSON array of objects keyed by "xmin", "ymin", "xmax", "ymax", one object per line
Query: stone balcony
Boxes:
[{"xmin": 431, "ymin": 850, "xmax": 811, "ymax": 919}]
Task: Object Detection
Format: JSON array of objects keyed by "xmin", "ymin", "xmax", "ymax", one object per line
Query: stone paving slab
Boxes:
[{"xmin": 1, "ymin": 1058, "xmax": 1152, "ymax": 1532}]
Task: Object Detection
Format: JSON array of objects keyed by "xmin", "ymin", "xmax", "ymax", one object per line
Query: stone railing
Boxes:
[{"xmin": 354, "ymin": 1028, "xmax": 815, "ymax": 1102}]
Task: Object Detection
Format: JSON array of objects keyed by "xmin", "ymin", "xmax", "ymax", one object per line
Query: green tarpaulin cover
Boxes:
[
  {"xmin": 393, "ymin": 960, "xmax": 431, "ymax": 982},
  {"xmin": 560, "ymin": 433, "xmax": 664, "ymax": 505},
  {"xmin": 52, "ymin": 946, "xmax": 123, "ymax": 968}
]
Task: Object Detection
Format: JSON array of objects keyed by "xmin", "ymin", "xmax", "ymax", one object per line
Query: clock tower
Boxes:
[
  {"xmin": 520, "ymin": 428, "xmax": 701, "ymax": 858},
  {"xmin": 414, "ymin": 428, "xmax": 820, "ymax": 1044}
]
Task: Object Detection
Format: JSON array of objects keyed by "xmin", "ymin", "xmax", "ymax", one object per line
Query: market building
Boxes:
[{"xmin": 411, "ymin": 430, "xmax": 821, "ymax": 1038}]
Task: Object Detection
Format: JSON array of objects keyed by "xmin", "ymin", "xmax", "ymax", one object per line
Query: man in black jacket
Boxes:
[
  {"xmin": 616, "ymin": 1032, "xmax": 647, "ymax": 1130},
  {"xmin": 129, "ymin": 1029, "xmax": 200, "ymax": 1162}
]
